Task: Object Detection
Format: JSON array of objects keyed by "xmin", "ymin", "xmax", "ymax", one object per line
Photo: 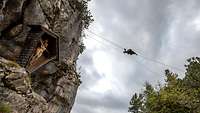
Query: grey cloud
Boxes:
[
  {"xmin": 72, "ymin": 105, "xmax": 94, "ymax": 113},
  {"xmin": 158, "ymin": 0, "xmax": 200, "ymax": 72},
  {"xmin": 73, "ymin": 0, "xmax": 200, "ymax": 113},
  {"xmin": 77, "ymin": 49, "xmax": 103, "ymax": 89},
  {"xmin": 93, "ymin": 0, "xmax": 172, "ymax": 57},
  {"xmin": 78, "ymin": 94, "xmax": 127, "ymax": 110},
  {"xmin": 72, "ymin": 91, "xmax": 128, "ymax": 113}
]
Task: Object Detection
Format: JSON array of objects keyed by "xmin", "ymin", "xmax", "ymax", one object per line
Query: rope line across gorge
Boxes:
[{"xmin": 86, "ymin": 30, "xmax": 185, "ymax": 73}]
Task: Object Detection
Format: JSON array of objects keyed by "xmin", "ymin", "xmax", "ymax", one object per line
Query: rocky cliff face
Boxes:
[{"xmin": 0, "ymin": 0, "xmax": 90, "ymax": 113}]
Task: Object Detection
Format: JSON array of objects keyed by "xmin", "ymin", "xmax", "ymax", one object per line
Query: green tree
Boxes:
[
  {"xmin": 184, "ymin": 57, "xmax": 200, "ymax": 88},
  {"xmin": 129, "ymin": 57, "xmax": 200, "ymax": 113},
  {"xmin": 129, "ymin": 93, "xmax": 144, "ymax": 113}
]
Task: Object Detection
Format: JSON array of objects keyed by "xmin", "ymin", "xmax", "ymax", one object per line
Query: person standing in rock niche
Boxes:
[{"xmin": 29, "ymin": 39, "xmax": 48, "ymax": 65}]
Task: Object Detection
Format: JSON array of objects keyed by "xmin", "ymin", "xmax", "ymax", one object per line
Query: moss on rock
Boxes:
[{"xmin": 0, "ymin": 102, "xmax": 11, "ymax": 113}]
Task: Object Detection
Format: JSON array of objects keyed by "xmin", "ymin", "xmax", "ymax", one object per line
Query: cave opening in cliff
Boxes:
[{"xmin": 25, "ymin": 26, "xmax": 60, "ymax": 73}]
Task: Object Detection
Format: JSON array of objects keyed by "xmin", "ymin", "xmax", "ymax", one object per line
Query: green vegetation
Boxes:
[
  {"xmin": 0, "ymin": 102, "xmax": 11, "ymax": 113},
  {"xmin": 69, "ymin": 0, "xmax": 93, "ymax": 54},
  {"xmin": 70, "ymin": 0, "xmax": 94, "ymax": 29},
  {"xmin": 129, "ymin": 57, "xmax": 200, "ymax": 113}
]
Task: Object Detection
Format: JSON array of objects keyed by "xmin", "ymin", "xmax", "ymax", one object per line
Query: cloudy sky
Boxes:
[{"xmin": 72, "ymin": 0, "xmax": 200, "ymax": 113}]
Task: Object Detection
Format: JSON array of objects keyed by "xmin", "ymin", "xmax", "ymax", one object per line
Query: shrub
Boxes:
[{"xmin": 70, "ymin": 0, "xmax": 94, "ymax": 29}]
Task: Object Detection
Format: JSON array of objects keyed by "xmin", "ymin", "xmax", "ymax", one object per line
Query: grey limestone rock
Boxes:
[{"xmin": 0, "ymin": 0, "xmax": 86, "ymax": 113}]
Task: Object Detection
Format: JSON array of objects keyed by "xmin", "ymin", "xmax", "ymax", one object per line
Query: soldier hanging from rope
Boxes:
[
  {"xmin": 123, "ymin": 48, "xmax": 137, "ymax": 55},
  {"xmin": 29, "ymin": 39, "xmax": 48, "ymax": 65}
]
